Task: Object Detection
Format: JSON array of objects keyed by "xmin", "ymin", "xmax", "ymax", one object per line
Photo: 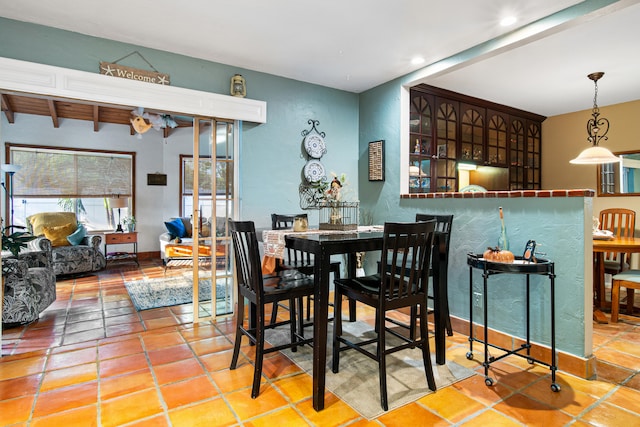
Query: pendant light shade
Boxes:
[
  {"xmin": 569, "ymin": 145, "xmax": 620, "ymax": 164},
  {"xmin": 570, "ymin": 72, "xmax": 620, "ymax": 165}
]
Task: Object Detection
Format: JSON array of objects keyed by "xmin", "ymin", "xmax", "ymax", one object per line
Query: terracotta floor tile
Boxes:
[
  {"xmin": 168, "ymin": 397, "xmax": 236, "ymax": 427},
  {"xmin": 45, "ymin": 346, "xmax": 97, "ymax": 371},
  {"xmin": 105, "ymin": 322, "xmax": 146, "ymax": 337},
  {"xmin": 594, "ymin": 347, "xmax": 640, "ymax": 371},
  {"xmin": 153, "ymin": 358, "xmax": 205, "ymax": 385},
  {"xmin": 99, "ymin": 352, "xmax": 149, "ymax": 377},
  {"xmin": 144, "ymin": 316, "xmax": 181, "ymax": 330},
  {"xmin": 33, "ymin": 380, "xmax": 98, "ymax": 417},
  {"xmin": 581, "ymin": 401, "xmax": 640, "ymax": 425},
  {"xmin": 295, "ymin": 393, "xmax": 360, "ymax": 427},
  {"xmin": 604, "ymin": 385, "xmax": 640, "ymax": 415},
  {"xmin": 98, "ymin": 337, "xmax": 144, "ymax": 359},
  {"xmin": 243, "ymin": 406, "xmax": 313, "ymax": 427},
  {"xmin": 0, "ymin": 395, "xmax": 35, "ymax": 425},
  {"xmin": 519, "ymin": 375, "xmax": 598, "ymax": 416},
  {"xmin": 147, "ymin": 343, "xmax": 193, "ymax": 365},
  {"xmin": 225, "ymin": 385, "xmax": 289, "ymax": 420},
  {"xmin": 3, "ymin": 261, "xmax": 640, "ymax": 425},
  {"xmin": 160, "ymin": 375, "xmax": 219, "ymax": 409},
  {"xmin": 210, "ymin": 362, "xmax": 260, "ymax": 394},
  {"xmin": 40, "ymin": 362, "xmax": 98, "ymax": 392},
  {"xmin": 493, "ymin": 393, "xmax": 573, "ymax": 426},
  {"xmin": 458, "ymin": 408, "xmax": 522, "ymax": 426},
  {"xmin": 261, "ymin": 351, "xmax": 304, "ymax": 379},
  {"xmin": 0, "ymin": 373, "xmax": 42, "ymax": 400},
  {"xmin": 141, "ymin": 331, "xmax": 185, "ymax": 350},
  {"xmin": 417, "ymin": 384, "xmax": 486, "ymax": 422},
  {"xmin": 452, "ymin": 374, "xmax": 514, "ymax": 406},
  {"xmin": 376, "ymin": 400, "xmax": 448, "ymax": 426},
  {"xmin": 62, "ymin": 329, "xmax": 105, "ymax": 346},
  {"xmin": 189, "ymin": 335, "xmax": 234, "ymax": 356},
  {"xmin": 273, "ymin": 373, "xmax": 313, "ymax": 403},
  {"xmin": 100, "ymin": 369, "xmax": 155, "ymax": 400},
  {"xmin": 0, "ymin": 356, "xmax": 46, "ymax": 381},
  {"xmin": 100, "ymin": 388, "xmax": 164, "ymax": 427},
  {"xmin": 30, "ymin": 404, "xmax": 98, "ymax": 427},
  {"xmin": 199, "ymin": 348, "xmax": 237, "ymax": 372}
]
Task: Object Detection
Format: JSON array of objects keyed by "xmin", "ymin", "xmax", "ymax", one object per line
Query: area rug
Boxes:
[
  {"xmin": 266, "ymin": 321, "xmax": 475, "ymax": 419},
  {"xmin": 124, "ymin": 276, "xmax": 228, "ymax": 311}
]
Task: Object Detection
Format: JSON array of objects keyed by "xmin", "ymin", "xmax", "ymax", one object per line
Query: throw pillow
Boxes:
[
  {"xmin": 28, "ymin": 212, "xmax": 77, "ymax": 236},
  {"xmin": 164, "ymin": 218, "xmax": 187, "ymax": 238},
  {"xmin": 42, "ymin": 222, "xmax": 77, "ymax": 247},
  {"xmin": 67, "ymin": 223, "xmax": 87, "ymax": 246}
]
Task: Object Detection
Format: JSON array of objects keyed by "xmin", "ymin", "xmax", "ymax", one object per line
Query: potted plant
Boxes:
[
  {"xmin": 2, "ymin": 225, "xmax": 36, "ymax": 257},
  {"xmin": 123, "ymin": 216, "xmax": 136, "ymax": 232}
]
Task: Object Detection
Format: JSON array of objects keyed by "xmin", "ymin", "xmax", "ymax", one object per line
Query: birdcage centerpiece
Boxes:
[{"xmin": 318, "ymin": 173, "xmax": 359, "ymax": 231}]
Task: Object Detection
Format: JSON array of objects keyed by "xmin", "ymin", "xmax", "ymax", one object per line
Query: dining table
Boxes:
[
  {"xmin": 263, "ymin": 226, "xmax": 448, "ymax": 411},
  {"xmin": 592, "ymin": 236, "xmax": 640, "ymax": 323}
]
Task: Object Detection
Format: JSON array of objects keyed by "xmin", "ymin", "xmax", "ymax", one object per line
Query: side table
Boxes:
[{"xmin": 104, "ymin": 231, "xmax": 139, "ymax": 266}]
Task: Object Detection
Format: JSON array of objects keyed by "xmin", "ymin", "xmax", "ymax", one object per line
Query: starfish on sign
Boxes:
[
  {"xmin": 101, "ymin": 64, "xmax": 115, "ymax": 76},
  {"xmin": 157, "ymin": 75, "xmax": 169, "ymax": 85}
]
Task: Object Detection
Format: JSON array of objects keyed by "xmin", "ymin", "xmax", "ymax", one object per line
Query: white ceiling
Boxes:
[{"xmin": 1, "ymin": 0, "xmax": 639, "ymax": 117}]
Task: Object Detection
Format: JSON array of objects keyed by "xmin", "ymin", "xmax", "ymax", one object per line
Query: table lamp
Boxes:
[{"xmin": 109, "ymin": 197, "xmax": 128, "ymax": 232}]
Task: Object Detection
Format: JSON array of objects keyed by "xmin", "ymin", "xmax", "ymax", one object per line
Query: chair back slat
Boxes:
[
  {"xmin": 230, "ymin": 220, "xmax": 264, "ymax": 302},
  {"xmin": 599, "ymin": 208, "xmax": 636, "ymax": 267},
  {"xmin": 380, "ymin": 221, "xmax": 435, "ymax": 301}
]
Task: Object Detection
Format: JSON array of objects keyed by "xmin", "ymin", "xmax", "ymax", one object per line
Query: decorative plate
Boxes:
[
  {"xmin": 459, "ymin": 184, "xmax": 487, "ymax": 193},
  {"xmin": 304, "ymin": 160, "xmax": 326, "ymax": 183},
  {"xmin": 304, "ymin": 134, "xmax": 326, "ymax": 158}
]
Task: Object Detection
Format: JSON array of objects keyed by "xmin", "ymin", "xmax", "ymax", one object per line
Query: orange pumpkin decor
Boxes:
[{"xmin": 483, "ymin": 246, "xmax": 515, "ymax": 263}]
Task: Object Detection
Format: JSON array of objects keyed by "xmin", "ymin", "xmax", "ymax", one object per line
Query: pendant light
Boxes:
[{"xmin": 570, "ymin": 72, "xmax": 620, "ymax": 164}]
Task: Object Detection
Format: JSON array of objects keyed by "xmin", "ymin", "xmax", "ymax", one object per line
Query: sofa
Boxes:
[
  {"xmin": 159, "ymin": 216, "xmax": 227, "ymax": 263},
  {"xmin": 2, "ymin": 242, "xmax": 56, "ymax": 326},
  {"xmin": 26, "ymin": 212, "xmax": 106, "ymax": 276}
]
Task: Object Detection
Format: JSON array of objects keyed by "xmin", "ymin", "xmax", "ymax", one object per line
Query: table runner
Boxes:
[{"xmin": 262, "ymin": 225, "xmax": 383, "ymax": 259}]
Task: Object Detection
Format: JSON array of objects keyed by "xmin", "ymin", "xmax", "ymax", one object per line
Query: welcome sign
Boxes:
[{"xmin": 99, "ymin": 62, "xmax": 170, "ymax": 85}]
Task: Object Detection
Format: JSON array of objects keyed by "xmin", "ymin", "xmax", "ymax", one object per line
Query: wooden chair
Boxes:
[
  {"xmin": 385, "ymin": 214, "xmax": 454, "ymax": 339},
  {"xmin": 270, "ymin": 213, "xmax": 341, "ymax": 323},
  {"xmin": 599, "ymin": 208, "xmax": 636, "ymax": 275},
  {"xmin": 332, "ymin": 221, "xmax": 437, "ymax": 411},
  {"xmin": 229, "ymin": 220, "xmax": 314, "ymax": 398},
  {"xmin": 611, "ymin": 270, "xmax": 640, "ymax": 322}
]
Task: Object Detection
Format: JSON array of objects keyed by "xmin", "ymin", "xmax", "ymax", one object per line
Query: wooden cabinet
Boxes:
[
  {"xmin": 104, "ymin": 231, "xmax": 138, "ymax": 265},
  {"xmin": 409, "ymin": 85, "xmax": 545, "ymax": 193}
]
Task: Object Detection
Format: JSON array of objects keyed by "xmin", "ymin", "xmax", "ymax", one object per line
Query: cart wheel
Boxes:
[
  {"xmin": 527, "ymin": 358, "xmax": 534, "ymax": 364},
  {"xmin": 485, "ymin": 377, "xmax": 494, "ymax": 387},
  {"xmin": 466, "ymin": 352, "xmax": 474, "ymax": 360},
  {"xmin": 551, "ymin": 383, "xmax": 561, "ymax": 392}
]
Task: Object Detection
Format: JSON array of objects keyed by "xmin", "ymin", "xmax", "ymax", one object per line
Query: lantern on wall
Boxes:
[{"xmin": 230, "ymin": 74, "xmax": 246, "ymax": 97}]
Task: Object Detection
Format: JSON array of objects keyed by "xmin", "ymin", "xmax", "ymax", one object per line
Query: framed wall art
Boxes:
[{"xmin": 368, "ymin": 140, "xmax": 385, "ymax": 181}]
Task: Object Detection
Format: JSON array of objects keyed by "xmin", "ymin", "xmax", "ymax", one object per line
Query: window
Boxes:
[{"xmin": 7, "ymin": 144, "xmax": 135, "ymax": 231}]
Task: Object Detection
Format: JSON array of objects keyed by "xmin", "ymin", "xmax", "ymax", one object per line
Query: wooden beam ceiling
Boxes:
[{"xmin": 0, "ymin": 92, "xmax": 193, "ymax": 135}]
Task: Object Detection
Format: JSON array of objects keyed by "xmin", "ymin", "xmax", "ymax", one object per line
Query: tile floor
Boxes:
[{"xmin": 1, "ymin": 260, "xmax": 639, "ymax": 426}]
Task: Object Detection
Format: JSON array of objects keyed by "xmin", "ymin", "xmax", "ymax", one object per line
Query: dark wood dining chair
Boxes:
[
  {"xmin": 385, "ymin": 214, "xmax": 454, "ymax": 339},
  {"xmin": 270, "ymin": 213, "xmax": 341, "ymax": 323},
  {"xmin": 611, "ymin": 270, "xmax": 640, "ymax": 322},
  {"xmin": 229, "ymin": 220, "xmax": 314, "ymax": 398},
  {"xmin": 599, "ymin": 208, "xmax": 636, "ymax": 276},
  {"xmin": 332, "ymin": 221, "xmax": 437, "ymax": 411}
]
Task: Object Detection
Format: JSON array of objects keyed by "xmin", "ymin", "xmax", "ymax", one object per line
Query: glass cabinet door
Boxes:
[
  {"xmin": 409, "ymin": 92, "xmax": 433, "ymax": 193},
  {"xmin": 460, "ymin": 103, "xmax": 484, "ymax": 164},
  {"xmin": 487, "ymin": 110, "xmax": 508, "ymax": 167},
  {"xmin": 434, "ymin": 98, "xmax": 458, "ymax": 192}
]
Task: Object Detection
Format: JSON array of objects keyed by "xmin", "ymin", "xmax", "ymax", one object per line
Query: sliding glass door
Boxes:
[{"xmin": 191, "ymin": 118, "xmax": 235, "ymax": 322}]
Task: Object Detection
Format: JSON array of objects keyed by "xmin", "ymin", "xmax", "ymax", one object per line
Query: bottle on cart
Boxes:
[{"xmin": 497, "ymin": 207, "xmax": 509, "ymax": 251}]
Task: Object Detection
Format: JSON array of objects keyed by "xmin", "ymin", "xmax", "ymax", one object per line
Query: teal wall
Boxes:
[
  {"xmin": 358, "ymin": 77, "xmax": 590, "ymax": 358},
  {"xmin": 0, "ymin": 17, "xmax": 359, "ymax": 230}
]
